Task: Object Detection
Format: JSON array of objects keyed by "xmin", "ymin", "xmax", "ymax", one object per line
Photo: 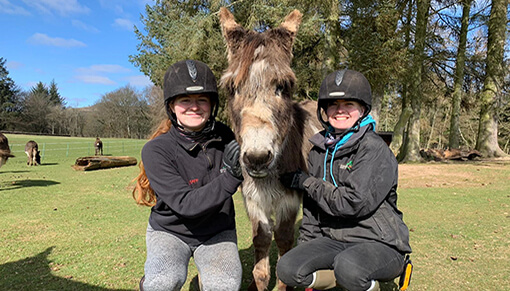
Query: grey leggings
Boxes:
[{"xmin": 142, "ymin": 224, "xmax": 242, "ymax": 291}]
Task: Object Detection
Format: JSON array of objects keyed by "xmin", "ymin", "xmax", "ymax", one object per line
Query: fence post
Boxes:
[
  {"xmin": 66, "ymin": 143, "xmax": 69, "ymax": 157},
  {"xmin": 41, "ymin": 143, "xmax": 46, "ymax": 159}
]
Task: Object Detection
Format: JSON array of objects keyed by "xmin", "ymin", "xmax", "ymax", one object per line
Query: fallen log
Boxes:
[
  {"xmin": 72, "ymin": 156, "xmax": 137, "ymax": 171},
  {"xmin": 419, "ymin": 148, "xmax": 482, "ymax": 161}
]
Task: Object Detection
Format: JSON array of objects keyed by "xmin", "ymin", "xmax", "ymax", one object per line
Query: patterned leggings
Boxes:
[{"xmin": 142, "ymin": 224, "xmax": 242, "ymax": 291}]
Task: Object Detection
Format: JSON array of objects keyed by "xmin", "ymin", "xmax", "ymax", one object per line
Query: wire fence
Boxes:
[{"xmin": 8, "ymin": 139, "xmax": 148, "ymax": 159}]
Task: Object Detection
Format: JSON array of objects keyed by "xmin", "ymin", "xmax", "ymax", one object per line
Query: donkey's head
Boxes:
[{"xmin": 219, "ymin": 7, "xmax": 302, "ymax": 178}]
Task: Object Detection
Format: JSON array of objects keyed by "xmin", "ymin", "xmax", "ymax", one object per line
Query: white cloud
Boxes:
[
  {"xmin": 126, "ymin": 75, "xmax": 153, "ymax": 87},
  {"xmin": 75, "ymin": 75, "xmax": 116, "ymax": 85},
  {"xmin": 72, "ymin": 20, "xmax": 99, "ymax": 33},
  {"xmin": 6, "ymin": 60, "xmax": 24, "ymax": 70},
  {"xmin": 76, "ymin": 64, "xmax": 131, "ymax": 74},
  {"xmin": 113, "ymin": 18, "xmax": 134, "ymax": 31},
  {"xmin": 22, "ymin": 0, "xmax": 89, "ymax": 16},
  {"xmin": 27, "ymin": 33, "xmax": 86, "ymax": 48},
  {"xmin": 0, "ymin": 0, "xmax": 30, "ymax": 15}
]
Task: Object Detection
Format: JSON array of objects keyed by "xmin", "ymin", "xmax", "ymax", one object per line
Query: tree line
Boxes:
[
  {"xmin": 1, "ymin": 1, "xmax": 509, "ymax": 160},
  {"xmin": 0, "ymin": 57, "xmax": 158, "ymax": 139}
]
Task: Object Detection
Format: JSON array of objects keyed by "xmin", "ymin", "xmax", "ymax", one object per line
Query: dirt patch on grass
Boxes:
[{"xmin": 398, "ymin": 158, "xmax": 510, "ymax": 189}]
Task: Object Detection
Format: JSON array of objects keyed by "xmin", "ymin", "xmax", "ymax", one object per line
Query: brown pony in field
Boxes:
[
  {"xmin": 219, "ymin": 8, "xmax": 320, "ymax": 291},
  {"xmin": 95, "ymin": 137, "xmax": 103, "ymax": 155},
  {"xmin": 0, "ymin": 133, "xmax": 15, "ymax": 168},
  {"xmin": 25, "ymin": 140, "xmax": 41, "ymax": 166}
]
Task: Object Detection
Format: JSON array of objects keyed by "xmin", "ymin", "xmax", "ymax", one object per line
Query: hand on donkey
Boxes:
[
  {"xmin": 223, "ymin": 140, "xmax": 243, "ymax": 180},
  {"xmin": 279, "ymin": 169, "xmax": 310, "ymax": 191}
]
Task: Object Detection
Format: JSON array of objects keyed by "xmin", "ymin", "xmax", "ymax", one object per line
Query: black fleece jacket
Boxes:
[
  {"xmin": 299, "ymin": 125, "xmax": 412, "ymax": 254},
  {"xmin": 141, "ymin": 122, "xmax": 242, "ymax": 247}
]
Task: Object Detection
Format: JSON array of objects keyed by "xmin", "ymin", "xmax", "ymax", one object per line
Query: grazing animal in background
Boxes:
[
  {"xmin": 25, "ymin": 140, "xmax": 41, "ymax": 166},
  {"xmin": 219, "ymin": 8, "xmax": 320, "ymax": 291},
  {"xmin": 94, "ymin": 137, "xmax": 103, "ymax": 155},
  {"xmin": 0, "ymin": 133, "xmax": 15, "ymax": 168}
]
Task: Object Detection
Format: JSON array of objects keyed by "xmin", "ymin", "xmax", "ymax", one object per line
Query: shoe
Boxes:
[{"xmin": 139, "ymin": 275, "xmax": 145, "ymax": 291}]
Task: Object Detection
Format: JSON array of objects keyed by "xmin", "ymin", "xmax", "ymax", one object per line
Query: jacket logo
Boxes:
[
  {"xmin": 339, "ymin": 160, "xmax": 353, "ymax": 171},
  {"xmin": 188, "ymin": 178, "xmax": 199, "ymax": 185}
]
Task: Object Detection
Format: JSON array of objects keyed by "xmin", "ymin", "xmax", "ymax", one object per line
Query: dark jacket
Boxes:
[
  {"xmin": 141, "ymin": 122, "xmax": 242, "ymax": 247},
  {"xmin": 299, "ymin": 124, "xmax": 412, "ymax": 254}
]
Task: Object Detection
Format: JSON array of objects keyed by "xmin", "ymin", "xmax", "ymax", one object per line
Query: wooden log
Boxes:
[{"xmin": 72, "ymin": 156, "xmax": 137, "ymax": 171}]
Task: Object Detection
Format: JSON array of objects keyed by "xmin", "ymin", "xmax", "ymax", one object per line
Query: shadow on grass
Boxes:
[
  {"xmin": 0, "ymin": 170, "xmax": 30, "ymax": 174},
  {"xmin": 39, "ymin": 162, "xmax": 59, "ymax": 166},
  {"xmin": 0, "ymin": 247, "xmax": 131, "ymax": 291},
  {"xmin": 0, "ymin": 179, "xmax": 60, "ymax": 191}
]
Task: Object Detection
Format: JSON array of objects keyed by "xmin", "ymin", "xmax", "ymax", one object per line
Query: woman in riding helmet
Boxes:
[
  {"xmin": 276, "ymin": 69, "xmax": 411, "ymax": 291},
  {"xmin": 133, "ymin": 60, "xmax": 243, "ymax": 291}
]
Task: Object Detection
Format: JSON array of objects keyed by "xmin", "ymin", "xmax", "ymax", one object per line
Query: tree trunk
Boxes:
[
  {"xmin": 392, "ymin": 107, "xmax": 412, "ymax": 158},
  {"xmin": 393, "ymin": 0, "xmax": 413, "ymax": 158},
  {"xmin": 475, "ymin": 0, "xmax": 507, "ymax": 157},
  {"xmin": 401, "ymin": 0, "xmax": 430, "ymax": 162},
  {"xmin": 449, "ymin": 0, "xmax": 471, "ymax": 149},
  {"xmin": 371, "ymin": 89, "xmax": 383, "ymax": 128}
]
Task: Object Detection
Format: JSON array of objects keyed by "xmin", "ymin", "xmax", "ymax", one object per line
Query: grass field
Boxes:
[{"xmin": 1, "ymin": 133, "xmax": 509, "ymax": 291}]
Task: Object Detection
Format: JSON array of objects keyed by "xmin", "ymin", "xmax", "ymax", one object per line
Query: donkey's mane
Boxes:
[{"xmin": 223, "ymin": 28, "xmax": 296, "ymax": 90}]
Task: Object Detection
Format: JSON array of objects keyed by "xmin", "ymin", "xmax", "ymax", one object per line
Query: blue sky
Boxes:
[{"xmin": 0, "ymin": 0, "xmax": 154, "ymax": 108}]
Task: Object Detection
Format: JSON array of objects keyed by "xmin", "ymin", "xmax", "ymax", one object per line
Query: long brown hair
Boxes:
[{"xmin": 132, "ymin": 118, "xmax": 172, "ymax": 206}]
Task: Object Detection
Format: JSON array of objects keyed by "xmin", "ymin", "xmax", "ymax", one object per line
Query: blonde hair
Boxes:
[{"xmin": 132, "ymin": 118, "xmax": 172, "ymax": 206}]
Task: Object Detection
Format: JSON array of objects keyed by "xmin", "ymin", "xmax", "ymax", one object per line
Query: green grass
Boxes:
[{"xmin": 1, "ymin": 133, "xmax": 509, "ymax": 290}]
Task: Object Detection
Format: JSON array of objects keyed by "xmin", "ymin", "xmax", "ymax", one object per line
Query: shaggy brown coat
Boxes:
[
  {"xmin": 25, "ymin": 140, "xmax": 41, "ymax": 166},
  {"xmin": 0, "ymin": 133, "xmax": 15, "ymax": 168},
  {"xmin": 219, "ymin": 7, "xmax": 320, "ymax": 291}
]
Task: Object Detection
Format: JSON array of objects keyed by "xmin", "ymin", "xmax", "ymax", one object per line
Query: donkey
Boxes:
[
  {"xmin": 0, "ymin": 133, "xmax": 15, "ymax": 168},
  {"xmin": 219, "ymin": 8, "xmax": 321, "ymax": 291},
  {"xmin": 94, "ymin": 137, "xmax": 103, "ymax": 155},
  {"xmin": 25, "ymin": 140, "xmax": 41, "ymax": 166}
]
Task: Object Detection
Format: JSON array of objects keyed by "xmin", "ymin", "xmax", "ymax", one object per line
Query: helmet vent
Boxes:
[
  {"xmin": 335, "ymin": 70, "xmax": 345, "ymax": 86},
  {"xmin": 186, "ymin": 60, "xmax": 198, "ymax": 81},
  {"xmin": 186, "ymin": 86, "xmax": 204, "ymax": 92},
  {"xmin": 329, "ymin": 92, "xmax": 345, "ymax": 97}
]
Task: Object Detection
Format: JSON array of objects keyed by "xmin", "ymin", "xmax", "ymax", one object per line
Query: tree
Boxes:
[
  {"xmin": 0, "ymin": 57, "xmax": 21, "ymax": 130},
  {"xmin": 448, "ymin": 0, "xmax": 472, "ymax": 149},
  {"xmin": 31, "ymin": 81, "xmax": 49, "ymax": 96},
  {"xmin": 400, "ymin": 0, "xmax": 431, "ymax": 162},
  {"xmin": 20, "ymin": 90, "xmax": 53, "ymax": 133},
  {"xmin": 342, "ymin": 0, "xmax": 407, "ymax": 125},
  {"xmin": 90, "ymin": 85, "xmax": 151, "ymax": 138},
  {"xmin": 49, "ymin": 79, "xmax": 65, "ymax": 108},
  {"xmin": 475, "ymin": 0, "xmax": 508, "ymax": 157}
]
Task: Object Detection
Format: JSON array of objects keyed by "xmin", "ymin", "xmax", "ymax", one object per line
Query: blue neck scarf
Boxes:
[{"xmin": 323, "ymin": 115, "xmax": 376, "ymax": 186}]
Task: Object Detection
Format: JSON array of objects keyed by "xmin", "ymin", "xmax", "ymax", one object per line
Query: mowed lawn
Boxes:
[{"xmin": 0, "ymin": 133, "xmax": 509, "ymax": 290}]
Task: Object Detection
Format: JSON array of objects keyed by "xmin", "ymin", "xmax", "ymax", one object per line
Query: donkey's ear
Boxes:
[
  {"xmin": 279, "ymin": 9, "xmax": 302, "ymax": 35},
  {"xmin": 273, "ymin": 10, "xmax": 302, "ymax": 51},
  {"xmin": 219, "ymin": 7, "xmax": 246, "ymax": 57}
]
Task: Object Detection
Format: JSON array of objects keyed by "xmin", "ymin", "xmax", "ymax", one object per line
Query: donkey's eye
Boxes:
[{"xmin": 275, "ymin": 85, "xmax": 284, "ymax": 96}]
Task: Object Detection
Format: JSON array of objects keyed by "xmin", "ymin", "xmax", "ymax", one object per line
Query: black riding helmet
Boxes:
[
  {"xmin": 317, "ymin": 69, "xmax": 372, "ymax": 130},
  {"xmin": 163, "ymin": 60, "xmax": 219, "ymax": 131}
]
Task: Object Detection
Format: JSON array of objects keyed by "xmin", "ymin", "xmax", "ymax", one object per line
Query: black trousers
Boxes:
[{"xmin": 276, "ymin": 237, "xmax": 405, "ymax": 291}]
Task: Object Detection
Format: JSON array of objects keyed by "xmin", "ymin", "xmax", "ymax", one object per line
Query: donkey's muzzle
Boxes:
[{"xmin": 243, "ymin": 150, "xmax": 273, "ymax": 178}]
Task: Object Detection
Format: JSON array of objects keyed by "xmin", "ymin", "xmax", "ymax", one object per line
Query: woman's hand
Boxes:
[
  {"xmin": 223, "ymin": 140, "xmax": 243, "ymax": 180},
  {"xmin": 279, "ymin": 169, "xmax": 309, "ymax": 190}
]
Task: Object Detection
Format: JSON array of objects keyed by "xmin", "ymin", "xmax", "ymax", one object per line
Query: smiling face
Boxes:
[
  {"xmin": 169, "ymin": 94, "xmax": 211, "ymax": 132},
  {"xmin": 326, "ymin": 99, "xmax": 365, "ymax": 132}
]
